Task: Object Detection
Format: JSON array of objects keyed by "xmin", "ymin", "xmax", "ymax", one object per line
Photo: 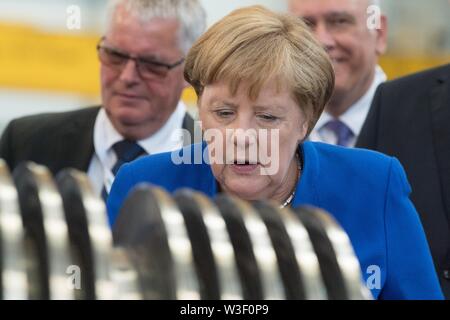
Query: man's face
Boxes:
[
  {"xmin": 289, "ymin": 0, "xmax": 387, "ymax": 111},
  {"xmin": 100, "ymin": 6, "xmax": 187, "ymax": 140}
]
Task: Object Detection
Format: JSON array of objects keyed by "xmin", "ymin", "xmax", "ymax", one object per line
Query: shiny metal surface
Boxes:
[
  {"xmin": 183, "ymin": 190, "xmax": 242, "ymax": 300},
  {"xmin": 26, "ymin": 163, "xmax": 74, "ymax": 300},
  {"xmin": 0, "ymin": 160, "xmax": 369, "ymax": 300},
  {"xmin": 59, "ymin": 169, "xmax": 115, "ymax": 299},
  {"xmin": 151, "ymin": 187, "xmax": 200, "ymax": 300},
  {"xmin": 280, "ymin": 206, "xmax": 327, "ymax": 300},
  {"xmin": 310, "ymin": 207, "xmax": 372, "ymax": 300},
  {"xmin": 0, "ymin": 160, "xmax": 28, "ymax": 299},
  {"xmin": 223, "ymin": 196, "xmax": 285, "ymax": 299}
]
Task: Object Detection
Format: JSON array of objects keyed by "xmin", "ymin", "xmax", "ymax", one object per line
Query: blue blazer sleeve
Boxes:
[{"xmin": 381, "ymin": 158, "xmax": 443, "ymax": 299}]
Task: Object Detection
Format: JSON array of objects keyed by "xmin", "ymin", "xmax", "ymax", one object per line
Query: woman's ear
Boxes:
[
  {"xmin": 302, "ymin": 120, "xmax": 308, "ymax": 138},
  {"xmin": 297, "ymin": 118, "xmax": 309, "ymax": 143}
]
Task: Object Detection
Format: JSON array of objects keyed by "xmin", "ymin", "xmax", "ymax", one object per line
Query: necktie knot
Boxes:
[
  {"xmin": 111, "ymin": 140, "xmax": 146, "ymax": 176},
  {"xmin": 112, "ymin": 140, "xmax": 146, "ymax": 163},
  {"xmin": 102, "ymin": 140, "xmax": 147, "ymax": 202},
  {"xmin": 323, "ymin": 119, "xmax": 354, "ymax": 147}
]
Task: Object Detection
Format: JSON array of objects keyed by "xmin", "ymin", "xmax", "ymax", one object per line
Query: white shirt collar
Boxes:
[
  {"xmin": 93, "ymin": 100, "xmax": 186, "ymax": 168},
  {"xmin": 311, "ymin": 65, "xmax": 386, "ymax": 145}
]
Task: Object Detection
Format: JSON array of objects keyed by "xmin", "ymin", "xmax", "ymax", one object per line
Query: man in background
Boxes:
[
  {"xmin": 0, "ymin": 0, "xmax": 206, "ymax": 199},
  {"xmin": 289, "ymin": 0, "xmax": 387, "ymax": 147},
  {"xmin": 357, "ymin": 64, "xmax": 450, "ymax": 299}
]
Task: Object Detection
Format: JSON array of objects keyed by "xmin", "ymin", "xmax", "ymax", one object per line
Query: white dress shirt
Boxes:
[
  {"xmin": 309, "ymin": 66, "xmax": 387, "ymax": 147},
  {"xmin": 87, "ymin": 101, "xmax": 187, "ymax": 195}
]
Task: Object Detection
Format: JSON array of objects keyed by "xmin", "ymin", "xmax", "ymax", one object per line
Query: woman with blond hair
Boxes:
[{"xmin": 107, "ymin": 6, "xmax": 443, "ymax": 299}]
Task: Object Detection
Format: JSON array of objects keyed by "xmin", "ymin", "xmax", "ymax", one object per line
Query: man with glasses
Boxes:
[
  {"xmin": 0, "ymin": 0, "xmax": 206, "ymax": 199},
  {"xmin": 288, "ymin": 0, "xmax": 387, "ymax": 147}
]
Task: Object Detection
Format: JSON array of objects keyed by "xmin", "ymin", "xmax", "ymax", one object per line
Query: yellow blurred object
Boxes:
[
  {"xmin": 181, "ymin": 87, "xmax": 198, "ymax": 107},
  {"xmin": 0, "ymin": 22, "xmax": 100, "ymax": 97},
  {"xmin": 380, "ymin": 55, "xmax": 450, "ymax": 80},
  {"xmin": 0, "ymin": 21, "xmax": 200, "ymax": 105},
  {"xmin": 0, "ymin": 22, "xmax": 449, "ymax": 103}
]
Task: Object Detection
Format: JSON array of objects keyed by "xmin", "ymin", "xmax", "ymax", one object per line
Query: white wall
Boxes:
[
  {"xmin": 0, "ymin": 0, "xmax": 287, "ymax": 34},
  {"xmin": 200, "ymin": 0, "xmax": 288, "ymax": 27},
  {"xmin": 0, "ymin": 89, "xmax": 99, "ymax": 130},
  {"xmin": 0, "ymin": 0, "xmax": 103, "ymax": 32}
]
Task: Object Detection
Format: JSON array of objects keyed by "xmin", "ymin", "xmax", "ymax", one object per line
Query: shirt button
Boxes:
[{"xmin": 444, "ymin": 270, "xmax": 450, "ymax": 280}]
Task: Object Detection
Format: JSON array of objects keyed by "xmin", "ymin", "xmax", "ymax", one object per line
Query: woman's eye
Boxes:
[
  {"xmin": 258, "ymin": 114, "xmax": 279, "ymax": 122},
  {"xmin": 214, "ymin": 110, "xmax": 234, "ymax": 118}
]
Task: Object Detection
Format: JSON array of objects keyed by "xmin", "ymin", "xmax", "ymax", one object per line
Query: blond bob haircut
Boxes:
[{"xmin": 184, "ymin": 5, "xmax": 335, "ymax": 135}]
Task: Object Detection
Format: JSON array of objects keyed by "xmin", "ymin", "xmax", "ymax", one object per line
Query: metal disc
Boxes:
[
  {"xmin": 295, "ymin": 206, "xmax": 371, "ymax": 300},
  {"xmin": 292, "ymin": 206, "xmax": 349, "ymax": 299},
  {"xmin": 13, "ymin": 162, "xmax": 74, "ymax": 299},
  {"xmin": 214, "ymin": 194, "xmax": 262, "ymax": 299},
  {"xmin": 56, "ymin": 169, "xmax": 115, "ymax": 299},
  {"xmin": 113, "ymin": 184, "xmax": 199, "ymax": 299},
  {"xmin": 173, "ymin": 190, "xmax": 219, "ymax": 299},
  {"xmin": 278, "ymin": 206, "xmax": 327, "ymax": 299},
  {"xmin": 0, "ymin": 160, "xmax": 28, "ymax": 299},
  {"xmin": 252, "ymin": 201, "xmax": 305, "ymax": 299},
  {"xmin": 215, "ymin": 194, "xmax": 285, "ymax": 299},
  {"xmin": 174, "ymin": 189, "xmax": 242, "ymax": 300}
]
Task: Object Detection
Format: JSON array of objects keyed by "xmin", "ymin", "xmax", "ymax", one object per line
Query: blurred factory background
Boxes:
[{"xmin": 0, "ymin": 0, "xmax": 449, "ymax": 132}]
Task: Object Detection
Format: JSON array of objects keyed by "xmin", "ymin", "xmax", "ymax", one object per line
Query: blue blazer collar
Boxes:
[{"xmin": 292, "ymin": 141, "xmax": 321, "ymax": 208}]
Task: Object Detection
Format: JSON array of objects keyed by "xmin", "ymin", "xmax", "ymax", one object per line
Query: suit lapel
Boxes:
[
  {"xmin": 59, "ymin": 107, "xmax": 100, "ymax": 172},
  {"xmin": 430, "ymin": 66, "xmax": 450, "ymax": 221},
  {"xmin": 61, "ymin": 109, "xmax": 196, "ymax": 172}
]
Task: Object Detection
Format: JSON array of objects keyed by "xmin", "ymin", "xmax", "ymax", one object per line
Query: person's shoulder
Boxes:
[
  {"xmin": 5, "ymin": 106, "xmax": 100, "ymax": 134},
  {"xmin": 380, "ymin": 63, "xmax": 450, "ymax": 93},
  {"xmin": 11, "ymin": 106, "xmax": 100, "ymax": 126},
  {"xmin": 306, "ymin": 141, "xmax": 393, "ymax": 174},
  {"xmin": 309, "ymin": 141, "xmax": 391, "ymax": 161},
  {"xmin": 306, "ymin": 141, "xmax": 408, "ymax": 198}
]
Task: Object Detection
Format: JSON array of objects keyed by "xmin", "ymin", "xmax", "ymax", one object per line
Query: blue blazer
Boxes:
[{"xmin": 107, "ymin": 141, "xmax": 444, "ymax": 300}]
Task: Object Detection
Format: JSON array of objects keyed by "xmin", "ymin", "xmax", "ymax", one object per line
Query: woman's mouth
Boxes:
[{"xmin": 229, "ymin": 161, "xmax": 259, "ymax": 174}]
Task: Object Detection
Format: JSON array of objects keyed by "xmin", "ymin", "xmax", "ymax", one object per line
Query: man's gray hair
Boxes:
[{"xmin": 106, "ymin": 0, "xmax": 207, "ymax": 55}]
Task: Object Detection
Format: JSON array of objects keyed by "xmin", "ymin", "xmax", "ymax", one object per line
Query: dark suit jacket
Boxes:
[
  {"xmin": 0, "ymin": 106, "xmax": 197, "ymax": 176},
  {"xmin": 356, "ymin": 64, "xmax": 450, "ymax": 298}
]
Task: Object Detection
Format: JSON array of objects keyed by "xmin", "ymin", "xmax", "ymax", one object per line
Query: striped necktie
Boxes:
[
  {"xmin": 101, "ymin": 140, "xmax": 147, "ymax": 201},
  {"xmin": 323, "ymin": 119, "xmax": 354, "ymax": 147}
]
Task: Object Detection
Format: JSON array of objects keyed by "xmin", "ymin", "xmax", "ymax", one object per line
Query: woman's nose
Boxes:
[{"xmin": 229, "ymin": 118, "xmax": 258, "ymax": 149}]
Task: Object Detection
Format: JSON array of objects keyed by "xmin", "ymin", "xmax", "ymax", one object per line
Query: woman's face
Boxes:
[{"xmin": 199, "ymin": 79, "xmax": 309, "ymax": 202}]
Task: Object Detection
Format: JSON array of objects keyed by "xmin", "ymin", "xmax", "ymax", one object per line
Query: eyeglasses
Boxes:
[{"xmin": 96, "ymin": 38, "xmax": 185, "ymax": 80}]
